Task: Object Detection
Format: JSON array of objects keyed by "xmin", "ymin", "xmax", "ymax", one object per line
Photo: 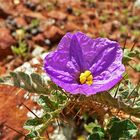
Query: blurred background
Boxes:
[{"xmin": 0, "ymin": 0, "xmax": 140, "ymax": 139}]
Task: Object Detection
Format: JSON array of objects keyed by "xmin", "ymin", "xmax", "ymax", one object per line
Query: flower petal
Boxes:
[
  {"xmin": 89, "ymin": 38, "xmax": 123, "ymax": 76},
  {"xmin": 69, "ymin": 34, "xmax": 87, "ymax": 72},
  {"xmin": 72, "ymin": 32, "xmax": 122, "ymax": 74},
  {"xmin": 44, "ymin": 51, "xmax": 76, "ymax": 83},
  {"xmin": 44, "ymin": 33, "xmax": 81, "ymax": 84}
]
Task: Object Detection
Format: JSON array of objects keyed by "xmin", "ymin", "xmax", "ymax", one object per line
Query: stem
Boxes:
[{"xmin": 93, "ymin": 92, "xmax": 140, "ymax": 118}]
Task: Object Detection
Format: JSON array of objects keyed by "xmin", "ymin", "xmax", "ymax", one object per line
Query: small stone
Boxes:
[
  {"xmin": 10, "ymin": 19, "xmax": 17, "ymax": 27},
  {"xmin": 0, "ymin": 28, "xmax": 15, "ymax": 59},
  {"xmin": 25, "ymin": 26, "xmax": 31, "ymax": 33},
  {"xmin": 66, "ymin": 6, "xmax": 73, "ymax": 14},
  {"xmin": 32, "ymin": 34, "xmax": 44, "ymax": 44},
  {"xmin": 15, "ymin": 17, "xmax": 27, "ymax": 27},
  {"xmin": 29, "ymin": 3, "xmax": 36, "ymax": 11},
  {"xmin": 48, "ymin": 11, "xmax": 67, "ymax": 20},
  {"xmin": 25, "ymin": 1, "xmax": 36, "ymax": 11},
  {"xmin": 43, "ymin": 26, "xmax": 64, "ymax": 42},
  {"xmin": 25, "ymin": 33, "xmax": 32, "ymax": 40},
  {"xmin": 11, "ymin": 32, "xmax": 16, "ymax": 37},
  {"xmin": 44, "ymin": 39, "xmax": 51, "ymax": 46},
  {"xmin": 31, "ymin": 28, "xmax": 39, "ymax": 36},
  {"xmin": 13, "ymin": 0, "xmax": 20, "ymax": 5},
  {"xmin": 7, "ymin": 16, "xmax": 13, "ymax": 20}
]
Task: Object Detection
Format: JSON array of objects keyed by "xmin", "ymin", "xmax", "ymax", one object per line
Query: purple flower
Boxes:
[{"xmin": 44, "ymin": 32, "xmax": 125, "ymax": 95}]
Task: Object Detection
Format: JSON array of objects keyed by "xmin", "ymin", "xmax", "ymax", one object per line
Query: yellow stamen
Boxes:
[
  {"xmin": 86, "ymin": 81, "xmax": 93, "ymax": 85},
  {"xmin": 87, "ymin": 75, "xmax": 93, "ymax": 81},
  {"xmin": 79, "ymin": 70, "xmax": 93, "ymax": 85}
]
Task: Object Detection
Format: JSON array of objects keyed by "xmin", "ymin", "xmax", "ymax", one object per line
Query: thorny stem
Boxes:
[
  {"xmin": 125, "ymin": 84, "xmax": 139, "ymax": 103},
  {"xmin": 22, "ymin": 103, "xmax": 40, "ymax": 119},
  {"xmin": 73, "ymin": 108, "xmax": 82, "ymax": 120},
  {"xmin": 93, "ymin": 92, "xmax": 140, "ymax": 118},
  {"xmin": 128, "ymin": 63, "xmax": 137, "ymax": 71},
  {"xmin": 4, "ymin": 124, "xmax": 26, "ymax": 137},
  {"xmin": 130, "ymin": 42, "xmax": 137, "ymax": 51},
  {"xmin": 114, "ymin": 82, "xmax": 120, "ymax": 98}
]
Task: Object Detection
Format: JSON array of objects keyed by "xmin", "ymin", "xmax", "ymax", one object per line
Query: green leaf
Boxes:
[
  {"xmin": 107, "ymin": 117, "xmax": 138, "ymax": 140},
  {"xmin": 123, "ymin": 49, "xmax": 136, "ymax": 65},
  {"xmin": 37, "ymin": 95, "xmax": 58, "ymax": 112},
  {"xmin": 11, "ymin": 40, "xmax": 27, "ymax": 57},
  {"xmin": 42, "ymin": 113, "xmax": 51, "ymax": 121},
  {"xmin": 134, "ymin": 64, "xmax": 140, "ymax": 72},
  {"xmin": 30, "ymin": 19, "xmax": 40, "ymax": 27},
  {"xmin": 87, "ymin": 125, "xmax": 105, "ymax": 140},
  {"xmin": 25, "ymin": 118, "xmax": 43, "ymax": 126},
  {"xmin": 84, "ymin": 122, "xmax": 99, "ymax": 134},
  {"xmin": 18, "ymin": 72, "xmax": 34, "ymax": 92},
  {"xmin": 0, "ymin": 77, "xmax": 4, "ymax": 83},
  {"xmin": 26, "ymin": 131, "xmax": 38, "ymax": 138},
  {"xmin": 30, "ymin": 73, "xmax": 48, "ymax": 94},
  {"xmin": 52, "ymin": 90, "xmax": 67, "ymax": 104},
  {"xmin": 10, "ymin": 72, "xmax": 21, "ymax": 87},
  {"xmin": 88, "ymin": 132, "xmax": 104, "ymax": 140}
]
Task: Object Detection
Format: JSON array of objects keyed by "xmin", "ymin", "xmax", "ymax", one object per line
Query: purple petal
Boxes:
[
  {"xmin": 89, "ymin": 38, "xmax": 123, "ymax": 76},
  {"xmin": 44, "ymin": 33, "xmax": 80, "ymax": 84},
  {"xmin": 44, "ymin": 51, "xmax": 76, "ymax": 83},
  {"xmin": 69, "ymin": 34, "xmax": 87, "ymax": 72},
  {"xmin": 49, "ymin": 63, "xmax": 124, "ymax": 95}
]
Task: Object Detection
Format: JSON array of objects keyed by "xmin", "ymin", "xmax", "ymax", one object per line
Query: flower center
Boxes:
[{"xmin": 79, "ymin": 70, "xmax": 93, "ymax": 85}]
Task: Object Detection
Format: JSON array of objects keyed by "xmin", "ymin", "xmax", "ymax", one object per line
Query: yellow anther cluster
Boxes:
[{"xmin": 79, "ymin": 70, "xmax": 93, "ymax": 85}]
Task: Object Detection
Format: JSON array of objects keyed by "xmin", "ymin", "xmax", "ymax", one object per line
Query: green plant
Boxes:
[
  {"xmin": 1, "ymin": 43, "xmax": 140, "ymax": 139},
  {"xmin": 11, "ymin": 41, "xmax": 28, "ymax": 57},
  {"xmin": 30, "ymin": 19, "xmax": 40, "ymax": 28},
  {"xmin": 86, "ymin": 117, "xmax": 138, "ymax": 140}
]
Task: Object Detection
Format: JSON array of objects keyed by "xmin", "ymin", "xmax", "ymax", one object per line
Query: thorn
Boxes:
[
  {"xmin": 131, "ymin": 97, "xmax": 136, "ymax": 107},
  {"xmin": 60, "ymin": 111, "xmax": 68, "ymax": 120},
  {"xmin": 128, "ymin": 63, "xmax": 137, "ymax": 71},
  {"xmin": 4, "ymin": 124, "xmax": 26, "ymax": 137},
  {"xmin": 66, "ymin": 95, "xmax": 82, "ymax": 115},
  {"xmin": 22, "ymin": 103, "xmax": 40, "ymax": 119},
  {"xmin": 114, "ymin": 82, "xmax": 120, "ymax": 98},
  {"xmin": 122, "ymin": 73, "xmax": 128, "ymax": 81},
  {"xmin": 125, "ymin": 85, "xmax": 138, "ymax": 103},
  {"xmin": 73, "ymin": 108, "xmax": 82, "ymax": 120},
  {"xmin": 130, "ymin": 42, "xmax": 137, "ymax": 51},
  {"xmin": 66, "ymin": 104, "xmax": 75, "ymax": 115},
  {"xmin": 59, "ymin": 116, "xmax": 69, "ymax": 124}
]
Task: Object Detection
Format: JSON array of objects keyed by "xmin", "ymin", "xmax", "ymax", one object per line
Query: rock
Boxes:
[
  {"xmin": 13, "ymin": 0, "xmax": 20, "ymax": 5},
  {"xmin": 0, "ymin": 8, "xmax": 9, "ymax": 18},
  {"xmin": 65, "ymin": 22, "xmax": 80, "ymax": 31},
  {"xmin": 0, "ymin": 66, "xmax": 6, "ymax": 76},
  {"xmin": 0, "ymin": 28, "xmax": 16, "ymax": 60},
  {"xmin": 135, "ymin": 0, "xmax": 140, "ymax": 8},
  {"xmin": 24, "ymin": 11, "xmax": 46, "ymax": 20},
  {"xmin": 0, "ymin": 85, "xmax": 38, "ymax": 139},
  {"xmin": 48, "ymin": 11, "xmax": 67, "ymax": 20},
  {"xmin": 32, "ymin": 33, "xmax": 45, "ymax": 45},
  {"xmin": 43, "ymin": 26, "xmax": 64, "ymax": 42},
  {"xmin": 15, "ymin": 16, "xmax": 27, "ymax": 27}
]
